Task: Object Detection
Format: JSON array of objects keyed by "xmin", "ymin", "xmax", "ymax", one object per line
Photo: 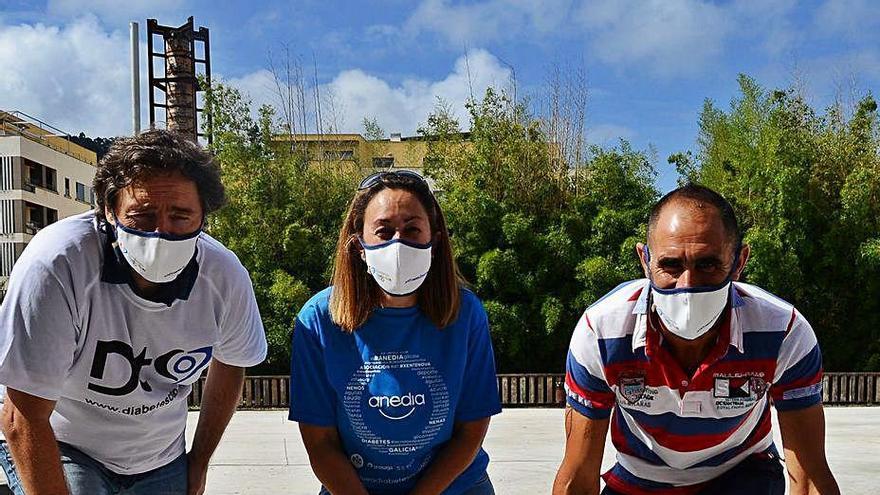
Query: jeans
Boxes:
[
  {"xmin": 601, "ymin": 451, "xmax": 785, "ymax": 495},
  {"xmin": 318, "ymin": 472, "xmax": 495, "ymax": 495},
  {"xmin": 0, "ymin": 440, "xmax": 187, "ymax": 495}
]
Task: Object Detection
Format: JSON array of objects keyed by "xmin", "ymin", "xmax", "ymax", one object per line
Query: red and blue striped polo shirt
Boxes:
[{"xmin": 565, "ymin": 279, "xmax": 823, "ymax": 494}]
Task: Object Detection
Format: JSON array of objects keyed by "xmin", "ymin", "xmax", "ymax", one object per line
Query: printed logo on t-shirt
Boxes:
[
  {"xmin": 368, "ymin": 393, "xmax": 427, "ymax": 420},
  {"xmin": 350, "ymin": 453, "xmax": 365, "ymax": 469},
  {"xmin": 88, "ymin": 340, "xmax": 212, "ymax": 396},
  {"xmin": 343, "ymin": 351, "xmax": 450, "ymax": 457}
]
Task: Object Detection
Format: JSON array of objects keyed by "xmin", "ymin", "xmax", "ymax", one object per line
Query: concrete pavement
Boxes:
[{"xmin": 189, "ymin": 407, "xmax": 879, "ymax": 494}]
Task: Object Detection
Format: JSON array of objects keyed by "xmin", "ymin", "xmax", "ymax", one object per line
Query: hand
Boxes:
[{"xmin": 187, "ymin": 453, "xmax": 210, "ymax": 495}]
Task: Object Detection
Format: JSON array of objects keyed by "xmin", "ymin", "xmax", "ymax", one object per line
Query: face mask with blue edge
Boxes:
[
  {"xmin": 360, "ymin": 237, "xmax": 432, "ymax": 297},
  {"xmin": 114, "ymin": 221, "xmax": 201, "ymax": 284},
  {"xmin": 644, "ymin": 244, "xmax": 739, "ymax": 340}
]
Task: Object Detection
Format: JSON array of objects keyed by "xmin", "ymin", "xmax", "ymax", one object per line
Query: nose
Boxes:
[
  {"xmin": 154, "ymin": 215, "xmax": 173, "ymax": 234},
  {"xmin": 675, "ymin": 269, "xmax": 693, "ymax": 289}
]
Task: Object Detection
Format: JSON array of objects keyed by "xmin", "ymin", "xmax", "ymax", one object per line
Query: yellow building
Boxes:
[
  {"xmin": 272, "ymin": 132, "xmax": 470, "ymax": 176},
  {"xmin": 0, "ymin": 110, "xmax": 98, "ymax": 293}
]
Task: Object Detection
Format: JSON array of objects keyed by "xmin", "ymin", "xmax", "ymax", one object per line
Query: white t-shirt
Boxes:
[{"xmin": 0, "ymin": 212, "xmax": 267, "ymax": 474}]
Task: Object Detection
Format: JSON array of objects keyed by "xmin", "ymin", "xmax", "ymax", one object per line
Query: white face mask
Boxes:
[
  {"xmin": 360, "ymin": 238, "xmax": 432, "ymax": 296},
  {"xmin": 650, "ymin": 281, "xmax": 731, "ymax": 340},
  {"xmin": 114, "ymin": 222, "xmax": 201, "ymax": 284}
]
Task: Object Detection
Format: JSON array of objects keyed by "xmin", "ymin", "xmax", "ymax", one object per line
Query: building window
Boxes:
[
  {"xmin": 46, "ymin": 208, "xmax": 57, "ymax": 225},
  {"xmin": 65, "ymin": 178, "xmax": 70, "ymax": 197},
  {"xmin": 76, "ymin": 182, "xmax": 86, "ymax": 202},
  {"xmin": 324, "ymin": 150, "xmax": 355, "ymax": 160},
  {"xmin": 22, "ymin": 159, "xmax": 57, "ymax": 192},
  {"xmin": 372, "ymin": 157, "xmax": 394, "ymax": 168}
]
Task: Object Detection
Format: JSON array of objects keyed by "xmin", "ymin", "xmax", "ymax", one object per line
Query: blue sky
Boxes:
[{"xmin": 2, "ymin": 1, "xmax": 880, "ymax": 191}]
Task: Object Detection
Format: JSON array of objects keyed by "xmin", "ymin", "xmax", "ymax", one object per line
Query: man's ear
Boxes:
[
  {"xmin": 636, "ymin": 242, "xmax": 650, "ymax": 278},
  {"xmin": 732, "ymin": 244, "xmax": 750, "ymax": 281}
]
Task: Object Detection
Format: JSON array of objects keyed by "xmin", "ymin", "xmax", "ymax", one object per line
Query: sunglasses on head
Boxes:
[{"xmin": 358, "ymin": 170, "xmax": 430, "ymax": 190}]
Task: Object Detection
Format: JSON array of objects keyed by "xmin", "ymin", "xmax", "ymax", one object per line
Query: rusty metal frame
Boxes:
[{"xmin": 146, "ymin": 17, "xmax": 212, "ymax": 144}]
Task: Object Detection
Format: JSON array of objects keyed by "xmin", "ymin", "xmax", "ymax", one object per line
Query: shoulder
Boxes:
[
  {"xmin": 12, "ymin": 212, "xmax": 102, "ymax": 281},
  {"xmin": 194, "ymin": 232, "xmax": 254, "ymax": 291},
  {"xmin": 733, "ymin": 281, "xmax": 802, "ymax": 331},
  {"xmin": 583, "ymin": 279, "xmax": 647, "ymax": 339},
  {"xmin": 296, "ymin": 287, "xmax": 335, "ymax": 329}
]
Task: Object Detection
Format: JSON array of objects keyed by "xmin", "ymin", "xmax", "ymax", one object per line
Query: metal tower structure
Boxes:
[{"xmin": 146, "ymin": 17, "xmax": 212, "ymax": 143}]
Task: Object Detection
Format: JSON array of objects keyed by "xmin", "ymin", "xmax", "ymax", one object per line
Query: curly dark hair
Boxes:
[{"xmin": 93, "ymin": 129, "xmax": 226, "ymax": 222}]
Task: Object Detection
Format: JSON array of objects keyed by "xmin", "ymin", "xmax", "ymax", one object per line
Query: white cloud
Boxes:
[
  {"xmin": 225, "ymin": 49, "xmax": 511, "ymax": 136},
  {"xmin": 404, "ymin": 0, "xmax": 573, "ymax": 45},
  {"xmin": 46, "ymin": 0, "xmax": 183, "ymax": 25},
  {"xmin": 323, "ymin": 49, "xmax": 511, "ymax": 135},
  {"xmin": 577, "ymin": 0, "xmax": 731, "ymax": 77},
  {"xmin": 815, "ymin": 0, "xmax": 880, "ymax": 39},
  {"xmin": 0, "ymin": 16, "xmax": 136, "ymax": 137}
]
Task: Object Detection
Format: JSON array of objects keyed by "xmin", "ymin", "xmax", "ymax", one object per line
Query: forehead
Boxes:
[
  {"xmin": 364, "ymin": 188, "xmax": 428, "ymax": 222},
  {"xmin": 649, "ymin": 200, "xmax": 730, "ymax": 253},
  {"xmin": 116, "ymin": 171, "xmax": 200, "ymax": 209}
]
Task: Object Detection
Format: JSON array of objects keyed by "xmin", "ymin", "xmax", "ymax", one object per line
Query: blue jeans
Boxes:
[
  {"xmin": 0, "ymin": 441, "xmax": 187, "ymax": 495},
  {"xmin": 319, "ymin": 473, "xmax": 495, "ymax": 495}
]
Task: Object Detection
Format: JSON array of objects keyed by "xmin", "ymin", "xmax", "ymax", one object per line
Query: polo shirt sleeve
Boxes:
[
  {"xmin": 288, "ymin": 303, "xmax": 337, "ymax": 426},
  {"xmin": 454, "ymin": 297, "xmax": 502, "ymax": 422},
  {"xmin": 565, "ymin": 312, "xmax": 616, "ymax": 419},
  {"xmin": 0, "ymin": 256, "xmax": 77, "ymax": 401},
  {"xmin": 770, "ymin": 310, "xmax": 824, "ymax": 411},
  {"xmin": 213, "ymin": 263, "xmax": 267, "ymax": 367}
]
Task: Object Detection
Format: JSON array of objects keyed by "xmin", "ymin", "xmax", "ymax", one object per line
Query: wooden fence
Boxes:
[{"xmin": 187, "ymin": 372, "xmax": 880, "ymax": 410}]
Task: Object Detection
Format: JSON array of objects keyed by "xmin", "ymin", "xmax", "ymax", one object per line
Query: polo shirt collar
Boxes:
[{"xmin": 631, "ymin": 279, "xmax": 746, "ymax": 353}]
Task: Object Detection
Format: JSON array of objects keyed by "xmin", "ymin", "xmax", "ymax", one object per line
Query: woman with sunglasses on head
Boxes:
[{"xmin": 289, "ymin": 171, "xmax": 502, "ymax": 495}]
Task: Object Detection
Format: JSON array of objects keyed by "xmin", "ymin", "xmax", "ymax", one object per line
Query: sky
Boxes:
[{"xmin": 2, "ymin": 0, "xmax": 880, "ymax": 191}]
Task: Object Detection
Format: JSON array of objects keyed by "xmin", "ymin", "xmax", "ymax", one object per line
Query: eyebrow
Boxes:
[
  {"xmin": 373, "ymin": 215, "xmax": 424, "ymax": 225},
  {"xmin": 657, "ymin": 254, "xmax": 724, "ymax": 265}
]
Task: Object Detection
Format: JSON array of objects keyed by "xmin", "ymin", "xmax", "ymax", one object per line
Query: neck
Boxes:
[
  {"xmin": 379, "ymin": 291, "xmax": 418, "ymax": 308},
  {"xmin": 129, "ymin": 270, "xmax": 161, "ymax": 299},
  {"xmin": 652, "ymin": 310, "xmax": 725, "ymax": 374}
]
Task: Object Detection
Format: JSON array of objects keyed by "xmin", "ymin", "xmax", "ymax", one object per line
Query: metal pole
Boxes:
[{"xmin": 130, "ymin": 22, "xmax": 141, "ymax": 135}]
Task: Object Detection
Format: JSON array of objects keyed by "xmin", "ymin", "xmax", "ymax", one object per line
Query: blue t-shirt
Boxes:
[{"xmin": 289, "ymin": 287, "xmax": 502, "ymax": 494}]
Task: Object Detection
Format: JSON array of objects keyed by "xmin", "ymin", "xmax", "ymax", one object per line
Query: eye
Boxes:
[
  {"xmin": 658, "ymin": 259, "xmax": 683, "ymax": 272},
  {"xmin": 375, "ymin": 228, "xmax": 394, "ymax": 240},
  {"xmin": 696, "ymin": 260, "xmax": 721, "ymax": 271}
]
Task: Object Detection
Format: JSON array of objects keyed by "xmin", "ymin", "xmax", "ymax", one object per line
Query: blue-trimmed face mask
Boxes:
[
  {"xmin": 360, "ymin": 237, "xmax": 432, "ymax": 296},
  {"xmin": 114, "ymin": 222, "xmax": 201, "ymax": 284},
  {"xmin": 645, "ymin": 245, "xmax": 738, "ymax": 340}
]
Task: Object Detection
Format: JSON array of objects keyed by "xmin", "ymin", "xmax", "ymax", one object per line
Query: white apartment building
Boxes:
[{"xmin": 0, "ymin": 111, "xmax": 98, "ymax": 296}]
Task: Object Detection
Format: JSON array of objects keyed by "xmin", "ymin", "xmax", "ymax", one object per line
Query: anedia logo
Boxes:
[{"xmin": 368, "ymin": 392, "xmax": 426, "ymax": 420}]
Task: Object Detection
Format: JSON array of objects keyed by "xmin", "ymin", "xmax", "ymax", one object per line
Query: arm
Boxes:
[
  {"xmin": 299, "ymin": 424, "xmax": 369, "ymax": 495},
  {"xmin": 1, "ymin": 388, "xmax": 69, "ymax": 495},
  {"xmin": 186, "ymin": 359, "xmax": 245, "ymax": 495},
  {"xmin": 409, "ymin": 417, "xmax": 491, "ymax": 495},
  {"xmin": 552, "ymin": 406, "xmax": 609, "ymax": 495},
  {"xmin": 778, "ymin": 404, "xmax": 840, "ymax": 495}
]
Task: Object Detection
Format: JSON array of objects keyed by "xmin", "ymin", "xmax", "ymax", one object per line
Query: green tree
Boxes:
[
  {"xmin": 204, "ymin": 80, "xmax": 360, "ymax": 372},
  {"xmin": 421, "ymin": 88, "xmax": 657, "ymax": 372},
  {"xmin": 686, "ymin": 74, "xmax": 880, "ymax": 370}
]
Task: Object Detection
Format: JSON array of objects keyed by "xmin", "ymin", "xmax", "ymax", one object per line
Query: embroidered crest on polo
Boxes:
[{"xmin": 618, "ymin": 370, "xmax": 648, "ymax": 404}]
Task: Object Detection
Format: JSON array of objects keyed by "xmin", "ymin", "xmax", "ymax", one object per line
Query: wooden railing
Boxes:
[{"xmin": 187, "ymin": 372, "xmax": 880, "ymax": 410}]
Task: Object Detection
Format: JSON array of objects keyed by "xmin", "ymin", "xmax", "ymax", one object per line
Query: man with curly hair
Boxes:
[{"xmin": 0, "ymin": 130, "xmax": 266, "ymax": 495}]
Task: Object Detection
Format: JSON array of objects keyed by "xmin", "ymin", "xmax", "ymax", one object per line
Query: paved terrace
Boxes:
[{"xmin": 188, "ymin": 407, "xmax": 878, "ymax": 494}]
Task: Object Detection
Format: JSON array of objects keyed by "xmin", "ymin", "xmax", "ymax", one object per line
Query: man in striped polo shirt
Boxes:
[{"xmin": 553, "ymin": 184, "xmax": 839, "ymax": 495}]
